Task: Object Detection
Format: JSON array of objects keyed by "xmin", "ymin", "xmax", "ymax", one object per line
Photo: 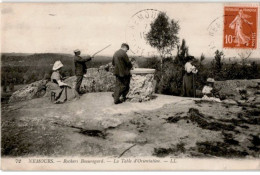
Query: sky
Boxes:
[{"xmin": 1, "ymin": 3, "xmax": 260, "ymax": 59}]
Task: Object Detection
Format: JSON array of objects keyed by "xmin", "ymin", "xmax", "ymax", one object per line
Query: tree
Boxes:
[
  {"xmin": 156, "ymin": 40, "xmax": 190, "ymax": 95},
  {"xmin": 211, "ymin": 50, "xmax": 224, "ymax": 80},
  {"xmin": 214, "ymin": 50, "xmax": 224, "ymax": 72},
  {"xmin": 146, "ymin": 12, "xmax": 180, "ymax": 62},
  {"xmin": 249, "ymin": 61, "xmax": 258, "ymax": 79},
  {"xmin": 175, "ymin": 39, "xmax": 189, "ymax": 65},
  {"xmin": 200, "ymin": 53, "xmax": 205, "ymax": 63}
]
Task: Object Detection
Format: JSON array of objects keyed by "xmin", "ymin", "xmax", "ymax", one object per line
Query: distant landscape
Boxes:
[
  {"xmin": 1, "ymin": 53, "xmax": 112, "ymax": 85},
  {"xmin": 1, "ymin": 52, "xmax": 159, "ymax": 85}
]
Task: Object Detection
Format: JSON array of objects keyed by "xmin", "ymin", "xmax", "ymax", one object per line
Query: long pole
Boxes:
[
  {"xmin": 91, "ymin": 44, "xmax": 111, "ymax": 57},
  {"xmin": 193, "ymin": 74, "xmax": 195, "ymax": 98}
]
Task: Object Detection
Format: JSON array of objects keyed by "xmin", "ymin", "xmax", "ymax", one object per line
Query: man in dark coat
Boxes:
[
  {"xmin": 74, "ymin": 49, "xmax": 92, "ymax": 94},
  {"xmin": 112, "ymin": 43, "xmax": 132, "ymax": 104}
]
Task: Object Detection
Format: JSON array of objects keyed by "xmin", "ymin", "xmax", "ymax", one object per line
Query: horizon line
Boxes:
[{"xmin": 1, "ymin": 52, "xmax": 260, "ymax": 60}]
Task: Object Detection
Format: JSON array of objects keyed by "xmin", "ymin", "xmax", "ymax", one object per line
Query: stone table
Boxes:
[{"xmin": 127, "ymin": 68, "xmax": 156, "ymax": 102}]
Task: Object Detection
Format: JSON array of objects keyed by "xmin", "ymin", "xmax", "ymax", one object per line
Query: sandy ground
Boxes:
[{"xmin": 1, "ymin": 92, "xmax": 260, "ymax": 158}]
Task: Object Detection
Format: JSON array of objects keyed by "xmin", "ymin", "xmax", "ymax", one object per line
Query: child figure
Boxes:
[{"xmin": 202, "ymin": 78, "xmax": 221, "ymax": 102}]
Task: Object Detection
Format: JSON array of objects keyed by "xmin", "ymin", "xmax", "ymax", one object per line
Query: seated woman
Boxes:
[
  {"xmin": 202, "ymin": 78, "xmax": 221, "ymax": 102},
  {"xmin": 46, "ymin": 60, "xmax": 78, "ymax": 104}
]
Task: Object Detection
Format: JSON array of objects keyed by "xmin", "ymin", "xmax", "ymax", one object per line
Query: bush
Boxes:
[
  {"xmin": 155, "ymin": 57, "xmax": 183, "ymax": 95},
  {"xmin": 143, "ymin": 54, "xmax": 260, "ymax": 96}
]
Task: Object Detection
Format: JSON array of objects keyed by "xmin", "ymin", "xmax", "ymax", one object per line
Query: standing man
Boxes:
[
  {"xmin": 112, "ymin": 43, "xmax": 132, "ymax": 104},
  {"xmin": 74, "ymin": 49, "xmax": 92, "ymax": 95}
]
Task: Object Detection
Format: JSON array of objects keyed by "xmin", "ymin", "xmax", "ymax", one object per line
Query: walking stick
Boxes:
[
  {"xmin": 65, "ymin": 86, "xmax": 67, "ymax": 101},
  {"xmin": 193, "ymin": 74, "xmax": 195, "ymax": 98},
  {"xmin": 91, "ymin": 44, "xmax": 111, "ymax": 57}
]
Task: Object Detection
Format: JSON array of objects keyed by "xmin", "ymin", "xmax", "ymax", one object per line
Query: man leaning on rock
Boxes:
[
  {"xmin": 112, "ymin": 43, "xmax": 133, "ymax": 104},
  {"xmin": 74, "ymin": 49, "xmax": 92, "ymax": 95}
]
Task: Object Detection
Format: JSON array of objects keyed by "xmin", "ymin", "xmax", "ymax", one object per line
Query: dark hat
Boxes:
[
  {"xmin": 185, "ymin": 56, "xmax": 195, "ymax": 62},
  {"xmin": 74, "ymin": 49, "xmax": 80, "ymax": 53},
  {"xmin": 121, "ymin": 43, "xmax": 130, "ymax": 50}
]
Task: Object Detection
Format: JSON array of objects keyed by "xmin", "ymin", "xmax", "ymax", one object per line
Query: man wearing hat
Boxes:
[
  {"xmin": 74, "ymin": 49, "xmax": 92, "ymax": 94},
  {"xmin": 112, "ymin": 43, "xmax": 132, "ymax": 104}
]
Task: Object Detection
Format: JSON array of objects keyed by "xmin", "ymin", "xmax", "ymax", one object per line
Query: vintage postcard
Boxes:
[{"xmin": 1, "ymin": 2, "xmax": 260, "ymax": 170}]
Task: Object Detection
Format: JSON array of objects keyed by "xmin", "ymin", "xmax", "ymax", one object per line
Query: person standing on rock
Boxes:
[
  {"xmin": 182, "ymin": 56, "xmax": 198, "ymax": 97},
  {"xmin": 112, "ymin": 43, "xmax": 133, "ymax": 104},
  {"xmin": 74, "ymin": 49, "xmax": 92, "ymax": 95}
]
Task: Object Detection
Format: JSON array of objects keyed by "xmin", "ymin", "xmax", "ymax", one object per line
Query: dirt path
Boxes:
[{"xmin": 1, "ymin": 92, "xmax": 260, "ymax": 158}]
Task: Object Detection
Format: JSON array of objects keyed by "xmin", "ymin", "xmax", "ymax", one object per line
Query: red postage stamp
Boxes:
[{"xmin": 223, "ymin": 6, "xmax": 258, "ymax": 49}]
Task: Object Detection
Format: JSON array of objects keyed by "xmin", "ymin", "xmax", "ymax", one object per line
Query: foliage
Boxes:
[
  {"xmin": 156, "ymin": 57, "xmax": 184, "ymax": 95},
  {"xmin": 176, "ymin": 39, "xmax": 189, "ymax": 64},
  {"xmin": 211, "ymin": 50, "xmax": 224, "ymax": 80},
  {"xmin": 145, "ymin": 12, "xmax": 180, "ymax": 58},
  {"xmin": 144, "ymin": 49, "xmax": 260, "ymax": 96}
]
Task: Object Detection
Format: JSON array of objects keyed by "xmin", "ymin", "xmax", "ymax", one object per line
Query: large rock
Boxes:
[
  {"xmin": 64, "ymin": 65, "xmax": 115, "ymax": 93},
  {"xmin": 214, "ymin": 79, "xmax": 260, "ymax": 102},
  {"xmin": 82, "ymin": 66, "xmax": 115, "ymax": 92},
  {"xmin": 127, "ymin": 68, "xmax": 156, "ymax": 102},
  {"xmin": 9, "ymin": 63, "xmax": 116, "ymax": 103},
  {"xmin": 9, "ymin": 80, "xmax": 47, "ymax": 103}
]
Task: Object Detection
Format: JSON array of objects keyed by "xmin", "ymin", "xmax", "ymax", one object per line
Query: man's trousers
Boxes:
[
  {"xmin": 75, "ymin": 75, "xmax": 83, "ymax": 94},
  {"xmin": 113, "ymin": 75, "xmax": 131, "ymax": 104}
]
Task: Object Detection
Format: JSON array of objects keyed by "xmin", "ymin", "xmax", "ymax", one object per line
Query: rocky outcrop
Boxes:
[
  {"xmin": 64, "ymin": 65, "xmax": 115, "ymax": 93},
  {"xmin": 9, "ymin": 63, "xmax": 260, "ymax": 106},
  {"xmin": 82, "ymin": 66, "xmax": 115, "ymax": 92},
  {"xmin": 9, "ymin": 64, "xmax": 115, "ymax": 103},
  {"xmin": 214, "ymin": 79, "xmax": 260, "ymax": 105},
  {"xmin": 127, "ymin": 69, "xmax": 156, "ymax": 102},
  {"xmin": 8, "ymin": 80, "xmax": 47, "ymax": 103},
  {"xmin": 4, "ymin": 92, "xmax": 260, "ymax": 158}
]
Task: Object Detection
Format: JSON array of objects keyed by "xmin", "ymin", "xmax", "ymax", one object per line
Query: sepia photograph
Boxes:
[{"xmin": 1, "ymin": 2, "xmax": 260, "ymax": 170}]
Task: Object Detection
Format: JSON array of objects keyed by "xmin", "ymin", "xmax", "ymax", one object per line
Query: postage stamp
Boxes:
[{"xmin": 223, "ymin": 6, "xmax": 258, "ymax": 49}]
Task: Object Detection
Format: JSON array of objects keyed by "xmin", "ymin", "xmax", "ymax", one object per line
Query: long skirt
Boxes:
[
  {"xmin": 46, "ymin": 82, "xmax": 78, "ymax": 103},
  {"xmin": 182, "ymin": 73, "xmax": 195, "ymax": 97}
]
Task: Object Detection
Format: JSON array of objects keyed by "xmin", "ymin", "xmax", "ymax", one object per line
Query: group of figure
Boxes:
[
  {"xmin": 182, "ymin": 56, "xmax": 221, "ymax": 102},
  {"xmin": 47, "ymin": 43, "xmax": 132, "ymax": 104},
  {"xmin": 47, "ymin": 42, "xmax": 221, "ymax": 104}
]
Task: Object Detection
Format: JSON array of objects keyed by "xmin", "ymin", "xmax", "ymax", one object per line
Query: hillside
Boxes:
[
  {"xmin": 1, "ymin": 53, "xmax": 112, "ymax": 85},
  {"xmin": 1, "ymin": 53, "xmax": 112, "ymax": 67}
]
